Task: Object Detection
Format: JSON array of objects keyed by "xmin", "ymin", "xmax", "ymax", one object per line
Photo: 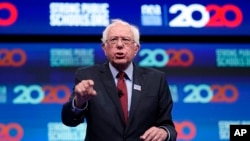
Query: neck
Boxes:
[{"xmin": 112, "ymin": 62, "xmax": 132, "ymax": 72}]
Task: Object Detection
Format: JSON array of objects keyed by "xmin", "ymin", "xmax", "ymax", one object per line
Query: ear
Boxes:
[
  {"xmin": 102, "ymin": 43, "xmax": 107, "ymax": 56},
  {"xmin": 134, "ymin": 44, "xmax": 140, "ymax": 56}
]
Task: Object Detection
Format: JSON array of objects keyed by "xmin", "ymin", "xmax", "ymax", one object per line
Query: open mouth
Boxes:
[{"xmin": 115, "ymin": 52, "xmax": 125, "ymax": 59}]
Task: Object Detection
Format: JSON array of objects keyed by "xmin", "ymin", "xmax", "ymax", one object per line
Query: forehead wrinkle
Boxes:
[{"xmin": 108, "ymin": 24, "xmax": 133, "ymax": 38}]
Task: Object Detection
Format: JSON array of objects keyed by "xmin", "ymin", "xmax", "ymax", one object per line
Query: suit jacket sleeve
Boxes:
[
  {"xmin": 61, "ymin": 67, "xmax": 88, "ymax": 127},
  {"xmin": 156, "ymin": 70, "xmax": 177, "ymax": 141}
]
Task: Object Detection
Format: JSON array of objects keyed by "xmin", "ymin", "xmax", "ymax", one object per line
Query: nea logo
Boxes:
[{"xmin": 230, "ymin": 125, "xmax": 250, "ymax": 141}]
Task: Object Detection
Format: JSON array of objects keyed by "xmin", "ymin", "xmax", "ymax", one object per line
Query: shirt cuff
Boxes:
[
  {"xmin": 159, "ymin": 126, "xmax": 171, "ymax": 141},
  {"xmin": 71, "ymin": 96, "xmax": 88, "ymax": 113}
]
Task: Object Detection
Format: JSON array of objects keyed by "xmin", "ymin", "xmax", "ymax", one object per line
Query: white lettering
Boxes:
[{"xmin": 50, "ymin": 2, "xmax": 109, "ymax": 26}]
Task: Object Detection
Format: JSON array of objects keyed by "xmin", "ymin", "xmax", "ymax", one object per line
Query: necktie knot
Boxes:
[{"xmin": 117, "ymin": 71, "xmax": 126, "ymax": 79}]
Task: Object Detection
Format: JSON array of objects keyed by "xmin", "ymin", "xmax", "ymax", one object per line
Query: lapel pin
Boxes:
[{"xmin": 133, "ymin": 84, "xmax": 141, "ymax": 91}]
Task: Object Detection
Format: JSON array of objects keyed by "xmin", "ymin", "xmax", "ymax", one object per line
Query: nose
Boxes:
[{"xmin": 116, "ymin": 39, "xmax": 124, "ymax": 48}]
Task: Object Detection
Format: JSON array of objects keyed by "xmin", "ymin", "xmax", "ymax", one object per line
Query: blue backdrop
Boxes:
[
  {"xmin": 0, "ymin": 43, "xmax": 249, "ymax": 141},
  {"xmin": 1, "ymin": 0, "xmax": 250, "ymax": 35}
]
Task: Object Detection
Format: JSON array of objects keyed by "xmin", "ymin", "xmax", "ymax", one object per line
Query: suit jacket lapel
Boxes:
[
  {"xmin": 99, "ymin": 62, "xmax": 125, "ymax": 124},
  {"xmin": 127, "ymin": 64, "xmax": 144, "ymax": 126}
]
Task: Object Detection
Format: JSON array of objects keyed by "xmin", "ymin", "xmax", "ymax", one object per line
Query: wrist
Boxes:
[
  {"xmin": 74, "ymin": 96, "xmax": 85, "ymax": 108},
  {"xmin": 72, "ymin": 97, "xmax": 88, "ymax": 113}
]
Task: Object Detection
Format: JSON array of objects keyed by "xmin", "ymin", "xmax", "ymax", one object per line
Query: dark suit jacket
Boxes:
[{"xmin": 61, "ymin": 62, "xmax": 177, "ymax": 141}]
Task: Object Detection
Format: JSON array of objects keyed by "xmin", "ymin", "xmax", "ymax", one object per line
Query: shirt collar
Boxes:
[{"xmin": 109, "ymin": 62, "xmax": 133, "ymax": 80}]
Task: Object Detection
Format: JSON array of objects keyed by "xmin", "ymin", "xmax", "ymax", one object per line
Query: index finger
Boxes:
[{"xmin": 86, "ymin": 79, "xmax": 94, "ymax": 86}]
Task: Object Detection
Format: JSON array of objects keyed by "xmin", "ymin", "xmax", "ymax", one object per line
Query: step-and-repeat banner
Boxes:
[
  {"xmin": 0, "ymin": 43, "xmax": 249, "ymax": 141},
  {"xmin": 0, "ymin": 0, "xmax": 250, "ymax": 35}
]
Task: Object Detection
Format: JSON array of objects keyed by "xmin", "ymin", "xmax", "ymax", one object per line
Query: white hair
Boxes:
[{"xmin": 101, "ymin": 19, "xmax": 140, "ymax": 46}]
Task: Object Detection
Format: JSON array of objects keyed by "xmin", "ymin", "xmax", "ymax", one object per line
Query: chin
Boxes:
[
  {"xmin": 113, "ymin": 59, "xmax": 127, "ymax": 64},
  {"xmin": 112, "ymin": 60, "xmax": 129, "ymax": 67}
]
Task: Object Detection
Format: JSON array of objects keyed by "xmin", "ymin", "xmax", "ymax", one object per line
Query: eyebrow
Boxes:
[{"xmin": 109, "ymin": 36, "xmax": 131, "ymax": 38}]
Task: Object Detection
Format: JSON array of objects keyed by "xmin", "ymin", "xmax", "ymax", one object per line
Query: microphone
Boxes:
[{"xmin": 118, "ymin": 89, "xmax": 123, "ymax": 98}]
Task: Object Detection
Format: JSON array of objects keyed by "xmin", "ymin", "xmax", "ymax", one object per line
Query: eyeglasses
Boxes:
[{"xmin": 106, "ymin": 37, "xmax": 134, "ymax": 45}]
